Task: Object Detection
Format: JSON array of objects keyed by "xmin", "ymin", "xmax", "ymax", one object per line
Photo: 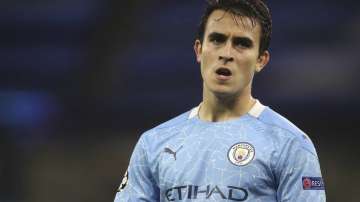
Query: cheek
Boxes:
[
  {"xmin": 233, "ymin": 55, "xmax": 258, "ymax": 83},
  {"xmin": 201, "ymin": 49, "xmax": 213, "ymax": 65},
  {"xmin": 236, "ymin": 54, "xmax": 258, "ymax": 72},
  {"xmin": 200, "ymin": 50, "xmax": 216, "ymax": 74}
]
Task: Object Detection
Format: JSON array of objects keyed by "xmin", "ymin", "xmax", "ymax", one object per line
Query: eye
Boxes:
[
  {"xmin": 208, "ymin": 34, "xmax": 226, "ymax": 45},
  {"xmin": 233, "ymin": 38, "xmax": 253, "ymax": 49}
]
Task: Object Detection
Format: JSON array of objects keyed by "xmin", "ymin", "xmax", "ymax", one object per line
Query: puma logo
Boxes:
[{"xmin": 164, "ymin": 146, "xmax": 183, "ymax": 160}]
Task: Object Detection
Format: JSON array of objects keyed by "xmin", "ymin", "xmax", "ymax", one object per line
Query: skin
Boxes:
[{"xmin": 194, "ymin": 9, "xmax": 270, "ymax": 122}]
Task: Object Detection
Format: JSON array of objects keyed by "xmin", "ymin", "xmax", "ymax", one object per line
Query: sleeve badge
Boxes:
[{"xmin": 302, "ymin": 177, "xmax": 325, "ymax": 190}]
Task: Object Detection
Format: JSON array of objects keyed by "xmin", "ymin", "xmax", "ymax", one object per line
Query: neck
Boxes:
[{"xmin": 199, "ymin": 85, "xmax": 256, "ymax": 122}]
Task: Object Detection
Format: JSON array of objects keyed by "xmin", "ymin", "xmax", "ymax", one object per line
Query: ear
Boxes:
[
  {"xmin": 255, "ymin": 50, "xmax": 270, "ymax": 73},
  {"xmin": 194, "ymin": 39, "xmax": 202, "ymax": 63}
]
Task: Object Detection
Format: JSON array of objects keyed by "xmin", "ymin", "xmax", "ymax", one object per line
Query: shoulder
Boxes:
[
  {"xmin": 256, "ymin": 106, "xmax": 318, "ymax": 156},
  {"xmin": 153, "ymin": 110, "xmax": 193, "ymax": 130},
  {"xmin": 139, "ymin": 108, "xmax": 194, "ymax": 149},
  {"xmin": 145, "ymin": 109, "xmax": 192, "ymax": 135},
  {"xmin": 135, "ymin": 108, "xmax": 196, "ymax": 170}
]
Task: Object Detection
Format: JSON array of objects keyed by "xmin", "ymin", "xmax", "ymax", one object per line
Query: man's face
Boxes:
[{"xmin": 194, "ymin": 9, "xmax": 269, "ymax": 98}]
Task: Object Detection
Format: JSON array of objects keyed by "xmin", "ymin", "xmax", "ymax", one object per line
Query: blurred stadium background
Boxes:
[{"xmin": 1, "ymin": 0, "xmax": 359, "ymax": 201}]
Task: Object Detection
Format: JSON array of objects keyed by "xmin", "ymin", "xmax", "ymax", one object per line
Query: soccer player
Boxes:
[{"xmin": 114, "ymin": 0, "xmax": 326, "ymax": 201}]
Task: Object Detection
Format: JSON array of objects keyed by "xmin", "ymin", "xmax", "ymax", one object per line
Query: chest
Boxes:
[{"xmin": 157, "ymin": 126, "xmax": 276, "ymax": 200}]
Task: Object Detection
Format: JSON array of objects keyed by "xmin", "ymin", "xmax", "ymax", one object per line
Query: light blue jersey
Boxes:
[{"xmin": 114, "ymin": 100, "xmax": 326, "ymax": 201}]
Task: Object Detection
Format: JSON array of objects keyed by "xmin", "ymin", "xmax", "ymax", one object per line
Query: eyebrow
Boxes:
[
  {"xmin": 208, "ymin": 32, "xmax": 254, "ymax": 46},
  {"xmin": 233, "ymin": 36, "xmax": 254, "ymax": 47},
  {"xmin": 208, "ymin": 32, "xmax": 227, "ymax": 40}
]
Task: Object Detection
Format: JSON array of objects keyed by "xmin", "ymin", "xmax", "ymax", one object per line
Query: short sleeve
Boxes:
[
  {"xmin": 275, "ymin": 137, "xmax": 326, "ymax": 202},
  {"xmin": 114, "ymin": 135, "xmax": 159, "ymax": 202}
]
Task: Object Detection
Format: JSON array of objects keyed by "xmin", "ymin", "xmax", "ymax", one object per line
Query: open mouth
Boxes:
[{"xmin": 216, "ymin": 67, "xmax": 232, "ymax": 77}]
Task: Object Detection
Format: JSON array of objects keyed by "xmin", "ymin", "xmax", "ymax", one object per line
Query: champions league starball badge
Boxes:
[{"xmin": 228, "ymin": 142, "xmax": 255, "ymax": 166}]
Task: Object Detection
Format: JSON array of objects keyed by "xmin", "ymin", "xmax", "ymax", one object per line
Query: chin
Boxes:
[
  {"xmin": 211, "ymin": 88, "xmax": 239, "ymax": 99},
  {"xmin": 204, "ymin": 81, "xmax": 244, "ymax": 99}
]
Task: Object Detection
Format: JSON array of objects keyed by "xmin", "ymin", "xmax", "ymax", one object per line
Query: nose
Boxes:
[
  {"xmin": 218, "ymin": 41, "xmax": 234, "ymax": 64},
  {"xmin": 219, "ymin": 55, "xmax": 234, "ymax": 64}
]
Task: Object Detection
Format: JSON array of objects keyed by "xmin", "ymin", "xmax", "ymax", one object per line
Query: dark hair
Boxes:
[{"xmin": 197, "ymin": 0, "xmax": 272, "ymax": 54}]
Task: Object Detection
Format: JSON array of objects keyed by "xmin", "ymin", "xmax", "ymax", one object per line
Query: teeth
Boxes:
[{"xmin": 216, "ymin": 68, "xmax": 231, "ymax": 76}]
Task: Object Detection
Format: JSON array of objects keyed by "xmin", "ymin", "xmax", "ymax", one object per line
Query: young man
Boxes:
[{"xmin": 114, "ymin": 0, "xmax": 326, "ymax": 201}]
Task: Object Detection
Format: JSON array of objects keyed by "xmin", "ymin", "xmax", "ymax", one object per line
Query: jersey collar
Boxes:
[{"xmin": 188, "ymin": 99, "xmax": 266, "ymax": 119}]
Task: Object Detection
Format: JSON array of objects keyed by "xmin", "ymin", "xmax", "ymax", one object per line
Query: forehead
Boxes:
[{"xmin": 205, "ymin": 9, "xmax": 261, "ymax": 41}]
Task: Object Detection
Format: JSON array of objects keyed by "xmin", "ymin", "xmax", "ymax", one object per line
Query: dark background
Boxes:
[{"xmin": 1, "ymin": 0, "xmax": 359, "ymax": 201}]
